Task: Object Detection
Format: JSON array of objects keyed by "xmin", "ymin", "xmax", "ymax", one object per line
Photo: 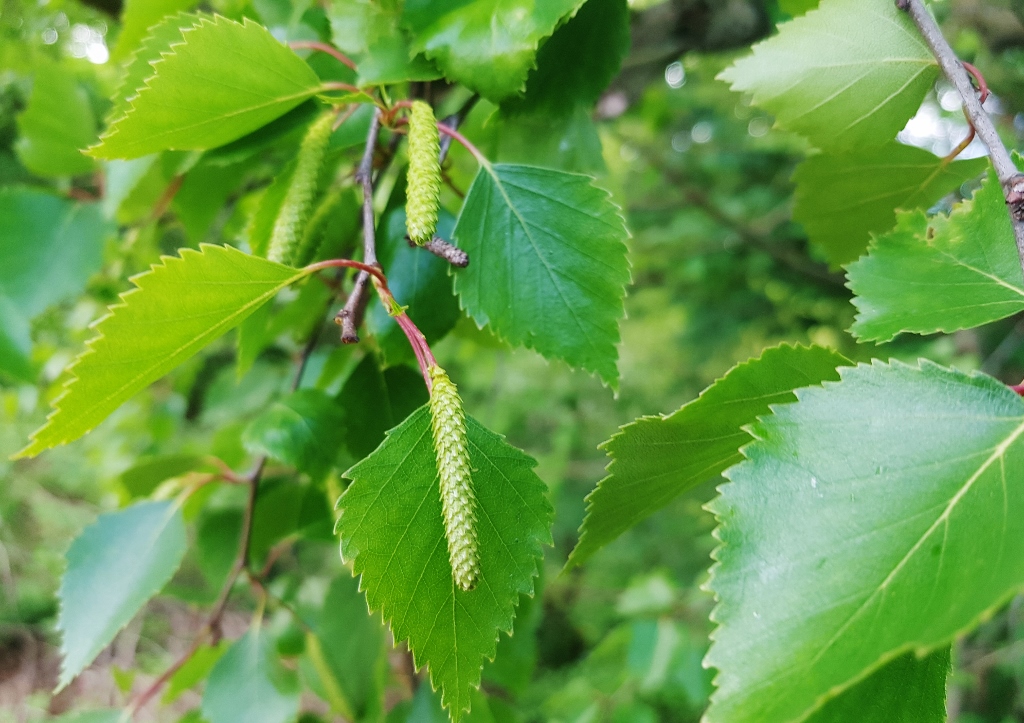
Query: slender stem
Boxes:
[
  {"xmin": 122, "ymin": 631, "xmax": 209, "ymax": 719},
  {"xmin": 438, "ymin": 95, "xmax": 480, "ymax": 164},
  {"xmin": 288, "ymin": 40, "xmax": 356, "ymax": 70},
  {"xmin": 436, "ymin": 124, "xmax": 487, "ymax": 165},
  {"xmin": 899, "ymin": 0, "xmax": 1024, "ymax": 273}
]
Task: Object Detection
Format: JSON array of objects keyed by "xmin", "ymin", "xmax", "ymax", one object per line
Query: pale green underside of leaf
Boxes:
[
  {"xmin": 567, "ymin": 344, "xmax": 848, "ymax": 569},
  {"xmin": 793, "ymin": 143, "xmax": 988, "ymax": 266},
  {"xmin": 403, "ymin": 0, "xmax": 585, "ymax": 102},
  {"xmin": 15, "ymin": 59, "xmax": 97, "ymax": 177},
  {"xmin": 452, "ymin": 163, "xmax": 630, "ymax": 387},
  {"xmin": 705, "ymin": 360, "xmax": 1024, "ymax": 723},
  {"xmin": 202, "ymin": 628, "xmax": 300, "ymax": 723},
  {"xmin": 90, "ymin": 15, "xmax": 322, "ymax": 159},
  {"xmin": 17, "ymin": 245, "xmax": 306, "ymax": 458},
  {"xmin": 338, "ymin": 407, "xmax": 553, "ymax": 720},
  {"xmin": 848, "ymin": 169, "xmax": 1024, "ymax": 342},
  {"xmin": 58, "ymin": 500, "xmax": 186, "ymax": 689},
  {"xmin": 718, "ymin": 0, "xmax": 937, "ymax": 150}
]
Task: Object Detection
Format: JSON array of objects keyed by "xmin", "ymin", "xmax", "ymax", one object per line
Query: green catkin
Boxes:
[
  {"xmin": 405, "ymin": 100, "xmax": 441, "ymax": 246},
  {"xmin": 428, "ymin": 365, "xmax": 480, "ymax": 591},
  {"xmin": 266, "ymin": 111, "xmax": 334, "ymax": 265}
]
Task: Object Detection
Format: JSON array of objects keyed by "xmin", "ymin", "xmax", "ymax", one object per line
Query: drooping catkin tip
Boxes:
[
  {"xmin": 406, "ymin": 101, "xmax": 442, "ymax": 246},
  {"xmin": 428, "ymin": 365, "xmax": 480, "ymax": 591}
]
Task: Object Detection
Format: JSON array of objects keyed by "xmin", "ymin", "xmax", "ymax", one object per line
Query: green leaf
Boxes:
[
  {"xmin": 704, "ymin": 360, "xmax": 1024, "ymax": 723},
  {"xmin": 718, "ymin": 0, "xmax": 937, "ymax": 150},
  {"xmin": 0, "ymin": 188, "xmax": 109, "ymax": 318},
  {"xmin": 173, "ymin": 158, "xmax": 253, "ymax": 242},
  {"xmin": 112, "ymin": 0, "xmax": 199, "ymax": 60},
  {"xmin": 242, "ymin": 389, "xmax": 345, "ymax": 477},
  {"xmin": 848, "ymin": 169, "xmax": 1024, "ymax": 342},
  {"xmin": 49, "ymin": 711, "xmax": 121, "ymax": 723},
  {"xmin": 163, "ymin": 641, "xmax": 229, "ymax": 704},
  {"xmin": 17, "ymin": 245, "xmax": 309, "ymax": 459},
  {"xmin": 0, "ymin": 297, "xmax": 33, "ymax": 382},
  {"xmin": 780, "ymin": 0, "xmax": 820, "ymax": 15},
  {"xmin": 118, "ymin": 453, "xmax": 207, "ymax": 500},
  {"xmin": 338, "ymin": 407, "xmax": 553, "ymax": 719},
  {"xmin": 503, "ymin": 0, "xmax": 630, "ymax": 117},
  {"xmin": 15, "ymin": 59, "xmax": 97, "ymax": 177},
  {"xmin": 57, "ymin": 500, "xmax": 187, "ymax": 690},
  {"xmin": 453, "ymin": 164, "xmax": 630, "ymax": 386},
  {"xmin": 483, "ymin": 107, "xmax": 607, "ymax": 175},
  {"xmin": 805, "ymin": 648, "xmax": 949, "ymax": 723},
  {"xmin": 202, "ymin": 628, "xmax": 300, "ymax": 723},
  {"xmin": 403, "ymin": 0, "xmax": 585, "ymax": 102},
  {"xmin": 568, "ymin": 344, "xmax": 847, "ymax": 569},
  {"xmin": 337, "ymin": 354, "xmax": 429, "ymax": 459},
  {"xmin": 304, "ymin": 575, "xmax": 386, "ymax": 719},
  {"xmin": 91, "ymin": 16, "xmax": 322, "ymax": 160},
  {"xmin": 793, "ymin": 143, "xmax": 988, "ymax": 266},
  {"xmin": 327, "ymin": 2, "xmax": 440, "ymax": 86},
  {"xmin": 367, "ymin": 177, "xmax": 460, "ymax": 366}
]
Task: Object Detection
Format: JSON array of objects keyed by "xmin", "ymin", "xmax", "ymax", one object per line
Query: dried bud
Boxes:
[
  {"xmin": 267, "ymin": 111, "xmax": 334, "ymax": 265},
  {"xmin": 428, "ymin": 365, "xmax": 479, "ymax": 591},
  {"xmin": 406, "ymin": 101, "xmax": 442, "ymax": 246}
]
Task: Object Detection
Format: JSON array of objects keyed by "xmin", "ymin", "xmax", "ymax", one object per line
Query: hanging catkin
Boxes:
[
  {"xmin": 267, "ymin": 111, "xmax": 334, "ymax": 265},
  {"xmin": 428, "ymin": 364, "xmax": 480, "ymax": 591},
  {"xmin": 405, "ymin": 101, "xmax": 441, "ymax": 246}
]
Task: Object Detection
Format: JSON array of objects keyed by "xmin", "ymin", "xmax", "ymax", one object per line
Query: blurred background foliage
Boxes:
[{"xmin": 4, "ymin": 0, "xmax": 1024, "ymax": 721}]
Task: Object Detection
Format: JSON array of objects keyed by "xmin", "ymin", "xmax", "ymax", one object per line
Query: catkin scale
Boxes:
[
  {"xmin": 267, "ymin": 111, "xmax": 334, "ymax": 265},
  {"xmin": 405, "ymin": 101, "xmax": 441, "ymax": 246},
  {"xmin": 428, "ymin": 365, "xmax": 480, "ymax": 591}
]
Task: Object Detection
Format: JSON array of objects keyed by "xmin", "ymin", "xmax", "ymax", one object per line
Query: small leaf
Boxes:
[
  {"xmin": 0, "ymin": 188, "xmax": 109, "ymax": 318},
  {"xmin": 453, "ymin": 164, "xmax": 630, "ymax": 386},
  {"xmin": 704, "ymin": 360, "xmax": 1024, "ymax": 723},
  {"xmin": 242, "ymin": 389, "xmax": 345, "ymax": 477},
  {"xmin": 202, "ymin": 628, "xmax": 300, "ymax": 723},
  {"xmin": 718, "ymin": 0, "xmax": 936, "ymax": 150},
  {"xmin": 327, "ymin": 2, "xmax": 440, "ymax": 86},
  {"xmin": 15, "ymin": 59, "xmax": 97, "ymax": 177},
  {"xmin": 17, "ymin": 245, "xmax": 309, "ymax": 458},
  {"xmin": 805, "ymin": 648, "xmax": 949, "ymax": 723},
  {"xmin": 848, "ymin": 169, "xmax": 1024, "ymax": 342},
  {"xmin": 163, "ymin": 641, "xmax": 228, "ymax": 704},
  {"xmin": 91, "ymin": 15, "xmax": 322, "ymax": 159},
  {"xmin": 403, "ymin": 0, "xmax": 585, "ymax": 101},
  {"xmin": 793, "ymin": 143, "xmax": 988, "ymax": 266},
  {"xmin": 58, "ymin": 500, "xmax": 187, "ymax": 689},
  {"xmin": 338, "ymin": 407, "xmax": 552, "ymax": 719},
  {"xmin": 568, "ymin": 344, "xmax": 848, "ymax": 568}
]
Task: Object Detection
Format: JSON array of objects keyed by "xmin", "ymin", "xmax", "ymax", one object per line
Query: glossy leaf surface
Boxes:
[
  {"xmin": 705, "ymin": 360, "xmax": 1024, "ymax": 722},
  {"xmin": 453, "ymin": 164, "xmax": 630, "ymax": 386}
]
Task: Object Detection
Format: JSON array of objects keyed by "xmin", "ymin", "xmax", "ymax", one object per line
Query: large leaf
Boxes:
[
  {"xmin": 58, "ymin": 500, "xmax": 187, "ymax": 689},
  {"xmin": 567, "ymin": 344, "xmax": 847, "ymax": 569},
  {"xmin": 805, "ymin": 648, "xmax": 949, "ymax": 723},
  {"xmin": 848, "ymin": 170, "xmax": 1024, "ymax": 342},
  {"xmin": 705, "ymin": 360, "xmax": 1024, "ymax": 723},
  {"xmin": 201, "ymin": 628, "xmax": 300, "ymax": 723},
  {"xmin": 17, "ymin": 245, "xmax": 308, "ymax": 458},
  {"xmin": 793, "ymin": 143, "xmax": 988, "ymax": 266},
  {"xmin": 402, "ymin": 0, "xmax": 584, "ymax": 102},
  {"xmin": 338, "ymin": 407, "xmax": 552, "ymax": 719},
  {"xmin": 718, "ymin": 0, "xmax": 937, "ymax": 151},
  {"xmin": 0, "ymin": 188, "xmax": 109, "ymax": 318},
  {"xmin": 453, "ymin": 164, "xmax": 630, "ymax": 386},
  {"xmin": 503, "ymin": 0, "xmax": 630, "ymax": 117},
  {"xmin": 15, "ymin": 59, "xmax": 97, "ymax": 177},
  {"xmin": 91, "ymin": 15, "xmax": 322, "ymax": 159}
]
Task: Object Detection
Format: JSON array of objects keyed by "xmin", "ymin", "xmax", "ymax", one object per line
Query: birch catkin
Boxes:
[
  {"xmin": 405, "ymin": 101, "xmax": 441, "ymax": 246},
  {"xmin": 428, "ymin": 365, "xmax": 480, "ymax": 591},
  {"xmin": 267, "ymin": 111, "xmax": 334, "ymax": 265}
]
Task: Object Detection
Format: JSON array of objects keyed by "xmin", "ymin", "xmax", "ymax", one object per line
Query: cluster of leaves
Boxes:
[{"xmin": 10, "ymin": 0, "xmax": 1024, "ymax": 721}]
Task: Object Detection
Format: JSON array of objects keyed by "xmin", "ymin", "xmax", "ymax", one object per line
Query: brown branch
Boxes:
[
  {"xmin": 339, "ymin": 108, "xmax": 383, "ymax": 344},
  {"xmin": 899, "ymin": 0, "xmax": 1024, "ymax": 274}
]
